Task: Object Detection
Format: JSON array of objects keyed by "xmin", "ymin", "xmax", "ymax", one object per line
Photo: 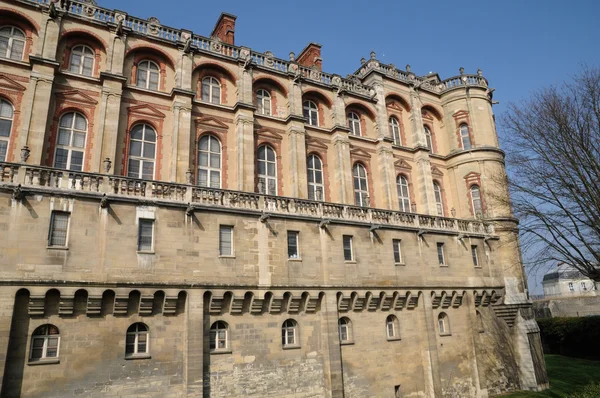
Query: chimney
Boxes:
[
  {"xmin": 296, "ymin": 42, "xmax": 322, "ymax": 71},
  {"xmin": 211, "ymin": 12, "xmax": 237, "ymax": 45}
]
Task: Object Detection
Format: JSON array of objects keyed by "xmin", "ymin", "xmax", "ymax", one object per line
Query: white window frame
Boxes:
[
  {"xmin": 307, "ymin": 154, "xmax": 324, "ymax": 201},
  {"xmin": 437, "ymin": 242, "xmax": 446, "ymax": 265},
  {"xmin": 0, "ymin": 26, "xmax": 26, "ymax": 61},
  {"xmin": 136, "ymin": 60, "xmax": 160, "ymax": 91},
  {"xmin": 48, "ymin": 211, "xmax": 70, "ymax": 248},
  {"xmin": 282, "ymin": 319, "xmax": 298, "ymax": 347},
  {"xmin": 219, "ymin": 225, "xmax": 234, "ymax": 257},
  {"xmin": 471, "ymin": 245, "xmax": 479, "ymax": 267},
  {"xmin": 347, "ymin": 112, "xmax": 361, "ymax": 136},
  {"xmin": 393, "ymin": 239, "xmax": 403, "ymax": 264},
  {"xmin": 397, "ymin": 175, "xmax": 411, "ymax": 212},
  {"xmin": 257, "ymin": 145, "xmax": 277, "ymax": 195},
  {"xmin": 29, "ymin": 324, "xmax": 60, "ymax": 362},
  {"xmin": 343, "ymin": 235, "xmax": 354, "ymax": 262},
  {"xmin": 210, "ymin": 321, "xmax": 229, "ymax": 352},
  {"xmin": 54, "ymin": 111, "xmax": 87, "ymax": 171},
  {"xmin": 69, "ymin": 44, "xmax": 95, "ymax": 76},
  {"xmin": 338, "ymin": 317, "xmax": 352, "ymax": 342},
  {"xmin": 125, "ymin": 323, "xmax": 149, "ymax": 357},
  {"xmin": 201, "ymin": 76, "xmax": 221, "ymax": 104},
  {"xmin": 470, "ymin": 185, "xmax": 483, "ymax": 216},
  {"xmin": 389, "ymin": 116, "xmax": 401, "ymax": 145},
  {"xmin": 460, "ymin": 124, "xmax": 472, "ymax": 150},
  {"xmin": 137, "ymin": 218, "xmax": 154, "ymax": 252},
  {"xmin": 197, "ymin": 135, "xmax": 222, "ymax": 188},
  {"xmin": 0, "ymin": 98, "xmax": 14, "ymax": 162},
  {"xmin": 127, "ymin": 124, "xmax": 157, "ymax": 180},
  {"xmin": 386, "ymin": 315, "xmax": 399, "ymax": 339},
  {"xmin": 433, "ymin": 182, "xmax": 444, "ymax": 216},
  {"xmin": 256, "ymin": 89, "xmax": 271, "ymax": 116},
  {"xmin": 568, "ymin": 282, "xmax": 574, "ymax": 292},
  {"xmin": 582, "ymin": 281, "xmax": 588, "ymax": 291},
  {"xmin": 287, "ymin": 231, "xmax": 300, "ymax": 259},
  {"xmin": 424, "ymin": 125, "xmax": 434, "ymax": 153},
  {"xmin": 353, "ymin": 163, "xmax": 369, "ymax": 207},
  {"xmin": 303, "ymin": 100, "xmax": 319, "ymax": 126},
  {"xmin": 438, "ymin": 313, "xmax": 450, "ymax": 335}
]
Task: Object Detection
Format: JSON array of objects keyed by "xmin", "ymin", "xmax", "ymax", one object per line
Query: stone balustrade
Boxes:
[{"xmin": 1, "ymin": 162, "xmax": 495, "ymax": 237}]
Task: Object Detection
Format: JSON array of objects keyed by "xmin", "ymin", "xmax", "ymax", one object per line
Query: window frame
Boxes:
[
  {"xmin": 29, "ymin": 324, "xmax": 60, "ymax": 363},
  {"xmin": 437, "ymin": 242, "xmax": 446, "ymax": 266},
  {"xmin": 54, "ymin": 111, "xmax": 88, "ymax": 172},
  {"xmin": 470, "ymin": 185, "xmax": 483, "ymax": 216},
  {"xmin": 396, "ymin": 175, "xmax": 411, "ymax": 212},
  {"xmin": 125, "ymin": 323, "xmax": 150, "ymax": 358},
  {"xmin": 136, "ymin": 60, "xmax": 160, "ymax": 91},
  {"xmin": 386, "ymin": 315, "xmax": 400, "ymax": 340},
  {"xmin": 307, "ymin": 154, "xmax": 325, "ymax": 201},
  {"xmin": 303, "ymin": 100, "xmax": 319, "ymax": 126},
  {"xmin": 438, "ymin": 312, "xmax": 450, "ymax": 336},
  {"xmin": 353, "ymin": 163, "xmax": 369, "ymax": 207},
  {"xmin": 338, "ymin": 317, "xmax": 353, "ymax": 344},
  {"xmin": 347, "ymin": 112, "xmax": 361, "ymax": 136},
  {"xmin": 389, "ymin": 116, "xmax": 401, "ymax": 145},
  {"xmin": 582, "ymin": 281, "xmax": 588, "ymax": 291},
  {"xmin": 433, "ymin": 182, "xmax": 444, "ymax": 216},
  {"xmin": 0, "ymin": 26, "xmax": 26, "ymax": 61},
  {"xmin": 256, "ymin": 89, "xmax": 271, "ymax": 116},
  {"xmin": 281, "ymin": 319, "xmax": 298, "ymax": 348},
  {"xmin": 287, "ymin": 231, "xmax": 300, "ymax": 260},
  {"xmin": 137, "ymin": 218, "xmax": 154, "ymax": 253},
  {"xmin": 471, "ymin": 245, "xmax": 480, "ymax": 267},
  {"xmin": 48, "ymin": 211, "xmax": 70, "ymax": 248},
  {"xmin": 424, "ymin": 125, "xmax": 434, "ymax": 153},
  {"xmin": 343, "ymin": 235, "xmax": 354, "ymax": 262},
  {"xmin": 201, "ymin": 76, "xmax": 221, "ymax": 104},
  {"xmin": 0, "ymin": 98, "xmax": 14, "ymax": 162},
  {"xmin": 393, "ymin": 239, "xmax": 403, "ymax": 265},
  {"xmin": 568, "ymin": 282, "xmax": 574, "ymax": 292},
  {"xmin": 460, "ymin": 124, "xmax": 472, "ymax": 150},
  {"xmin": 257, "ymin": 144, "xmax": 277, "ymax": 195},
  {"xmin": 209, "ymin": 321, "xmax": 230, "ymax": 353},
  {"xmin": 68, "ymin": 44, "xmax": 95, "ymax": 76},
  {"xmin": 219, "ymin": 225, "xmax": 234, "ymax": 257},
  {"xmin": 197, "ymin": 134, "xmax": 222, "ymax": 188},
  {"xmin": 127, "ymin": 124, "xmax": 157, "ymax": 180}
]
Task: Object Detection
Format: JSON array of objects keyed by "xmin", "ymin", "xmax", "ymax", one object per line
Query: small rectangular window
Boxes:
[
  {"xmin": 287, "ymin": 231, "xmax": 299, "ymax": 259},
  {"xmin": 437, "ymin": 243, "xmax": 445, "ymax": 265},
  {"xmin": 138, "ymin": 219, "xmax": 154, "ymax": 251},
  {"xmin": 394, "ymin": 385, "xmax": 402, "ymax": 398},
  {"xmin": 343, "ymin": 235, "xmax": 354, "ymax": 261},
  {"xmin": 582, "ymin": 282, "xmax": 587, "ymax": 291},
  {"xmin": 471, "ymin": 245, "xmax": 479, "ymax": 267},
  {"xmin": 219, "ymin": 225, "xmax": 233, "ymax": 256},
  {"xmin": 49, "ymin": 211, "xmax": 70, "ymax": 247},
  {"xmin": 393, "ymin": 239, "xmax": 402, "ymax": 264}
]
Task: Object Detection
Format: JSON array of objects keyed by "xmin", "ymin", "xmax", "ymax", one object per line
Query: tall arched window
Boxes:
[
  {"xmin": 438, "ymin": 313, "xmax": 450, "ymax": 335},
  {"xmin": 201, "ymin": 76, "xmax": 221, "ymax": 104},
  {"xmin": 470, "ymin": 185, "xmax": 483, "ymax": 216},
  {"xmin": 307, "ymin": 154, "xmax": 324, "ymax": 201},
  {"xmin": 433, "ymin": 182, "xmax": 444, "ymax": 216},
  {"xmin": 353, "ymin": 163, "xmax": 369, "ymax": 207},
  {"xmin": 136, "ymin": 60, "xmax": 160, "ymax": 90},
  {"xmin": 126, "ymin": 323, "xmax": 149, "ymax": 356},
  {"xmin": 460, "ymin": 124, "xmax": 472, "ymax": 149},
  {"xmin": 210, "ymin": 321, "xmax": 229, "ymax": 351},
  {"xmin": 424, "ymin": 125, "xmax": 433, "ymax": 153},
  {"xmin": 0, "ymin": 26, "xmax": 25, "ymax": 60},
  {"xmin": 128, "ymin": 124, "xmax": 156, "ymax": 180},
  {"xmin": 69, "ymin": 45, "xmax": 94, "ymax": 76},
  {"xmin": 197, "ymin": 135, "xmax": 221, "ymax": 188},
  {"xmin": 282, "ymin": 319, "xmax": 298, "ymax": 347},
  {"xmin": 338, "ymin": 317, "xmax": 352, "ymax": 342},
  {"xmin": 386, "ymin": 315, "xmax": 400, "ymax": 339},
  {"xmin": 347, "ymin": 112, "xmax": 361, "ymax": 136},
  {"xmin": 29, "ymin": 324, "xmax": 60, "ymax": 362},
  {"xmin": 54, "ymin": 111, "xmax": 87, "ymax": 171},
  {"xmin": 397, "ymin": 175, "xmax": 411, "ymax": 212},
  {"xmin": 0, "ymin": 99, "xmax": 14, "ymax": 162},
  {"xmin": 256, "ymin": 89, "xmax": 271, "ymax": 116},
  {"xmin": 389, "ymin": 117, "xmax": 401, "ymax": 145},
  {"xmin": 303, "ymin": 100, "xmax": 318, "ymax": 126},
  {"xmin": 257, "ymin": 144, "xmax": 277, "ymax": 195}
]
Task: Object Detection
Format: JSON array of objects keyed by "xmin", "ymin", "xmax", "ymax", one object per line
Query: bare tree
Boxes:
[{"xmin": 501, "ymin": 66, "xmax": 600, "ymax": 281}]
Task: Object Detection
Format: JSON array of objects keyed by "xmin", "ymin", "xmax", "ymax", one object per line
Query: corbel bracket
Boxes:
[{"xmin": 319, "ymin": 219, "xmax": 331, "ymax": 229}]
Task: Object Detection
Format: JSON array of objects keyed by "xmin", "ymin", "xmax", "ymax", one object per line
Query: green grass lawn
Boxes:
[{"xmin": 502, "ymin": 355, "xmax": 600, "ymax": 397}]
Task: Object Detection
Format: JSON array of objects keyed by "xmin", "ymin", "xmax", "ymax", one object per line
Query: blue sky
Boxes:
[{"xmin": 103, "ymin": 0, "xmax": 600, "ymax": 292}]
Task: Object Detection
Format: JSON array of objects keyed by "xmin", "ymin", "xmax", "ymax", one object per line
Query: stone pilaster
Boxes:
[
  {"xmin": 376, "ymin": 143, "xmax": 395, "ymax": 209},
  {"xmin": 234, "ymin": 112, "xmax": 255, "ymax": 191},
  {"xmin": 287, "ymin": 70, "xmax": 303, "ymax": 117},
  {"xmin": 95, "ymin": 76, "xmax": 124, "ymax": 173},
  {"xmin": 171, "ymin": 98, "xmax": 193, "ymax": 182},
  {"xmin": 332, "ymin": 132, "xmax": 352, "ymax": 204},
  {"xmin": 287, "ymin": 127, "xmax": 307, "ymax": 198},
  {"xmin": 421, "ymin": 291, "xmax": 442, "ymax": 397},
  {"xmin": 0, "ymin": 287, "xmax": 18, "ymax": 392},
  {"xmin": 185, "ymin": 289, "xmax": 204, "ymax": 396},
  {"xmin": 415, "ymin": 154, "xmax": 437, "ymax": 215},
  {"xmin": 409, "ymin": 87, "xmax": 427, "ymax": 147},
  {"xmin": 237, "ymin": 50, "xmax": 254, "ymax": 105},
  {"xmin": 372, "ymin": 79, "xmax": 388, "ymax": 140},
  {"xmin": 332, "ymin": 91, "xmax": 346, "ymax": 128},
  {"xmin": 178, "ymin": 38, "xmax": 193, "ymax": 91},
  {"xmin": 39, "ymin": 11, "xmax": 60, "ymax": 60},
  {"xmin": 321, "ymin": 292, "xmax": 344, "ymax": 398}
]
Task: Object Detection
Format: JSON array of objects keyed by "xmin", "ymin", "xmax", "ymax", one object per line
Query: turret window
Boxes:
[
  {"xmin": 460, "ymin": 124, "xmax": 472, "ymax": 149},
  {"xmin": 433, "ymin": 182, "xmax": 444, "ymax": 216},
  {"xmin": 470, "ymin": 185, "xmax": 483, "ymax": 216}
]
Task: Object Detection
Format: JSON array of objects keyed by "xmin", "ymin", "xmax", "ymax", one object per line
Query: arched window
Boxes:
[
  {"xmin": 397, "ymin": 175, "xmax": 411, "ymax": 212},
  {"xmin": 433, "ymin": 182, "xmax": 444, "ymax": 216},
  {"xmin": 128, "ymin": 124, "xmax": 156, "ymax": 180},
  {"xmin": 54, "ymin": 111, "xmax": 87, "ymax": 171},
  {"xmin": 307, "ymin": 154, "xmax": 324, "ymax": 201},
  {"xmin": 256, "ymin": 89, "xmax": 271, "ymax": 116},
  {"xmin": 303, "ymin": 100, "xmax": 318, "ymax": 126},
  {"xmin": 69, "ymin": 45, "xmax": 94, "ymax": 76},
  {"xmin": 389, "ymin": 117, "xmax": 401, "ymax": 145},
  {"xmin": 386, "ymin": 315, "xmax": 400, "ymax": 339},
  {"xmin": 126, "ymin": 323, "xmax": 149, "ymax": 356},
  {"xmin": 257, "ymin": 144, "xmax": 277, "ymax": 195},
  {"xmin": 136, "ymin": 60, "xmax": 160, "ymax": 90},
  {"xmin": 438, "ymin": 313, "xmax": 450, "ymax": 335},
  {"xmin": 197, "ymin": 135, "xmax": 221, "ymax": 188},
  {"xmin": 29, "ymin": 324, "xmax": 60, "ymax": 362},
  {"xmin": 282, "ymin": 319, "xmax": 298, "ymax": 347},
  {"xmin": 460, "ymin": 124, "xmax": 471, "ymax": 150},
  {"xmin": 0, "ymin": 26, "xmax": 25, "ymax": 60},
  {"xmin": 0, "ymin": 99, "xmax": 14, "ymax": 162},
  {"xmin": 210, "ymin": 321, "xmax": 229, "ymax": 351},
  {"xmin": 353, "ymin": 163, "xmax": 369, "ymax": 207},
  {"xmin": 201, "ymin": 76, "xmax": 221, "ymax": 104},
  {"xmin": 424, "ymin": 125, "xmax": 433, "ymax": 153},
  {"xmin": 338, "ymin": 317, "xmax": 352, "ymax": 342},
  {"xmin": 470, "ymin": 185, "xmax": 483, "ymax": 216},
  {"xmin": 347, "ymin": 112, "xmax": 361, "ymax": 136}
]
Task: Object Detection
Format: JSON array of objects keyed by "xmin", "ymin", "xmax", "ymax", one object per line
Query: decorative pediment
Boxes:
[
  {"xmin": 0, "ymin": 74, "xmax": 26, "ymax": 92},
  {"xmin": 386, "ymin": 100, "xmax": 404, "ymax": 112},
  {"xmin": 195, "ymin": 116, "xmax": 229, "ymax": 130},
  {"xmin": 127, "ymin": 104, "xmax": 165, "ymax": 119},
  {"xmin": 421, "ymin": 110, "xmax": 434, "ymax": 121},
  {"xmin": 394, "ymin": 158, "xmax": 412, "ymax": 170},
  {"xmin": 56, "ymin": 90, "xmax": 98, "ymax": 105},
  {"xmin": 306, "ymin": 136, "xmax": 329, "ymax": 151},
  {"xmin": 452, "ymin": 110, "xmax": 469, "ymax": 120},
  {"xmin": 431, "ymin": 166, "xmax": 444, "ymax": 177},
  {"xmin": 349, "ymin": 146, "xmax": 371, "ymax": 160},
  {"xmin": 255, "ymin": 128, "xmax": 283, "ymax": 141},
  {"xmin": 464, "ymin": 171, "xmax": 481, "ymax": 180}
]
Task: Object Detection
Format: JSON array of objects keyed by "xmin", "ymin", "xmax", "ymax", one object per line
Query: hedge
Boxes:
[
  {"xmin": 538, "ymin": 316, "xmax": 600, "ymax": 359},
  {"xmin": 569, "ymin": 382, "xmax": 600, "ymax": 398}
]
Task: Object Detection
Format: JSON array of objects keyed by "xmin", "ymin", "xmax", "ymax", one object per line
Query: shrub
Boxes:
[
  {"xmin": 538, "ymin": 316, "xmax": 600, "ymax": 359},
  {"xmin": 568, "ymin": 381, "xmax": 600, "ymax": 398}
]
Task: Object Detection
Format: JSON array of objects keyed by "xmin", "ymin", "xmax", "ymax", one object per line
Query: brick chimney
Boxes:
[
  {"xmin": 296, "ymin": 42, "xmax": 322, "ymax": 71},
  {"xmin": 211, "ymin": 12, "xmax": 237, "ymax": 45}
]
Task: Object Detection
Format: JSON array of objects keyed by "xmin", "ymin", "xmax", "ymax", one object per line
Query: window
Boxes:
[
  {"xmin": 353, "ymin": 163, "xmax": 369, "ymax": 206},
  {"xmin": 201, "ymin": 76, "xmax": 221, "ymax": 104},
  {"xmin": 386, "ymin": 315, "xmax": 399, "ymax": 339},
  {"xmin": 394, "ymin": 385, "xmax": 402, "ymax": 398},
  {"xmin": 438, "ymin": 313, "xmax": 450, "ymax": 335},
  {"xmin": 48, "ymin": 211, "xmax": 69, "ymax": 247},
  {"xmin": 389, "ymin": 117, "xmax": 401, "ymax": 145},
  {"xmin": 347, "ymin": 112, "xmax": 361, "ymax": 136},
  {"xmin": 460, "ymin": 124, "xmax": 471, "ymax": 149},
  {"xmin": 0, "ymin": 26, "xmax": 25, "ymax": 60},
  {"xmin": 424, "ymin": 125, "xmax": 433, "ymax": 153},
  {"xmin": 219, "ymin": 225, "xmax": 233, "ymax": 256},
  {"xmin": 69, "ymin": 45, "xmax": 94, "ymax": 76},
  {"xmin": 393, "ymin": 239, "xmax": 403, "ymax": 264},
  {"xmin": 287, "ymin": 231, "xmax": 299, "ymax": 259},
  {"xmin": 343, "ymin": 235, "xmax": 354, "ymax": 262},
  {"xmin": 29, "ymin": 324, "xmax": 60, "ymax": 362},
  {"xmin": 433, "ymin": 182, "xmax": 444, "ymax": 216},
  {"xmin": 582, "ymin": 282, "xmax": 588, "ymax": 291},
  {"xmin": 471, "ymin": 245, "xmax": 479, "ymax": 267},
  {"xmin": 281, "ymin": 319, "xmax": 298, "ymax": 347},
  {"xmin": 127, "ymin": 124, "xmax": 156, "ymax": 180},
  {"xmin": 136, "ymin": 60, "xmax": 159, "ymax": 90},
  {"xmin": 396, "ymin": 175, "xmax": 410, "ymax": 212},
  {"xmin": 568, "ymin": 282, "xmax": 574, "ymax": 292},
  {"xmin": 257, "ymin": 145, "xmax": 277, "ymax": 195},
  {"xmin": 209, "ymin": 321, "xmax": 229, "ymax": 352},
  {"xmin": 307, "ymin": 154, "xmax": 324, "ymax": 201},
  {"xmin": 303, "ymin": 100, "xmax": 318, "ymax": 126},
  {"xmin": 54, "ymin": 112, "xmax": 87, "ymax": 171},
  {"xmin": 197, "ymin": 135, "xmax": 221, "ymax": 188},
  {"xmin": 338, "ymin": 317, "xmax": 352, "ymax": 343},
  {"xmin": 437, "ymin": 242, "xmax": 445, "ymax": 265},
  {"xmin": 138, "ymin": 219, "xmax": 154, "ymax": 252},
  {"xmin": 126, "ymin": 323, "xmax": 149, "ymax": 357},
  {"xmin": 0, "ymin": 99, "xmax": 14, "ymax": 162},
  {"xmin": 256, "ymin": 89, "xmax": 271, "ymax": 115},
  {"xmin": 470, "ymin": 185, "xmax": 483, "ymax": 216}
]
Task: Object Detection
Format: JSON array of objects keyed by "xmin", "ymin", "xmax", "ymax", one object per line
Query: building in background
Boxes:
[{"xmin": 0, "ymin": 0, "xmax": 547, "ymax": 396}]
